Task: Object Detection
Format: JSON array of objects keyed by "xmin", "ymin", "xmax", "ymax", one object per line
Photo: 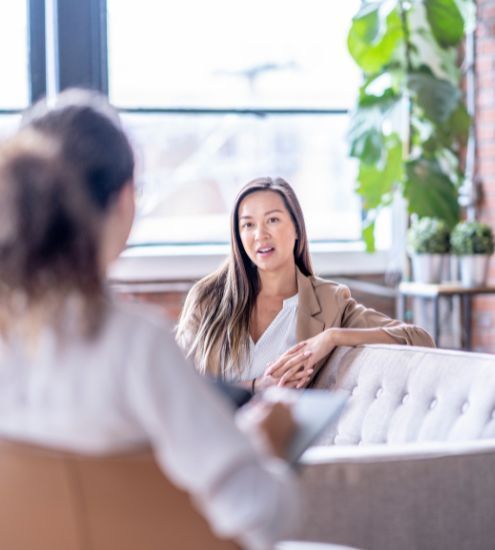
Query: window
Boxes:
[
  {"xmin": 107, "ymin": 0, "xmax": 362, "ymax": 246},
  {"xmin": 0, "ymin": 1, "xmax": 29, "ymax": 111}
]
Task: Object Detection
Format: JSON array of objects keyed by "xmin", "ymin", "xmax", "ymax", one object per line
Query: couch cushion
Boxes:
[
  {"xmin": 312, "ymin": 345, "xmax": 495, "ymax": 445},
  {"xmin": 298, "ymin": 440, "xmax": 495, "ymax": 550}
]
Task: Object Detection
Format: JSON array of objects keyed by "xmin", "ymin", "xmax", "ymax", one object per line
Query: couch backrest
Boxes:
[
  {"xmin": 0, "ymin": 440, "xmax": 239, "ymax": 550},
  {"xmin": 312, "ymin": 345, "xmax": 495, "ymax": 446}
]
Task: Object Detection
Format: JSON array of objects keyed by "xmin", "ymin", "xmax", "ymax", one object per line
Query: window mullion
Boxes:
[
  {"xmin": 55, "ymin": 0, "xmax": 108, "ymax": 93},
  {"xmin": 28, "ymin": 0, "xmax": 46, "ymax": 103}
]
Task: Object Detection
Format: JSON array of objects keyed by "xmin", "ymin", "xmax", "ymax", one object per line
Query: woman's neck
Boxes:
[{"xmin": 257, "ymin": 265, "xmax": 297, "ymax": 298}]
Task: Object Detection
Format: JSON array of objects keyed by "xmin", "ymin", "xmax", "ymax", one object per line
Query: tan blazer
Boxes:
[
  {"xmin": 178, "ymin": 269, "xmax": 435, "ymax": 377},
  {"xmin": 295, "ymin": 269, "xmax": 434, "ymax": 346}
]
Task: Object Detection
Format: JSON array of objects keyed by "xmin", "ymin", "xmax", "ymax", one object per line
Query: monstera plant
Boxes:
[{"xmin": 347, "ymin": 0, "xmax": 474, "ymax": 251}]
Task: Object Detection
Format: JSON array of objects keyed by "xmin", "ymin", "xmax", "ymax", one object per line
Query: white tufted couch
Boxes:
[{"xmin": 298, "ymin": 344, "xmax": 495, "ymax": 550}]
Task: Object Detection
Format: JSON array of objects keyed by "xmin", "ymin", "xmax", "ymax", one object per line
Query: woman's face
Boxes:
[{"xmin": 238, "ymin": 190, "xmax": 298, "ymax": 275}]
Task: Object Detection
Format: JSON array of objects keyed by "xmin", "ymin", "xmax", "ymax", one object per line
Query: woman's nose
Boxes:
[{"xmin": 254, "ymin": 224, "xmax": 269, "ymax": 240}]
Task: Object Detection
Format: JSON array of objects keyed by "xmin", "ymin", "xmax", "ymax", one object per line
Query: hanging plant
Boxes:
[{"xmin": 347, "ymin": 0, "xmax": 474, "ymax": 251}]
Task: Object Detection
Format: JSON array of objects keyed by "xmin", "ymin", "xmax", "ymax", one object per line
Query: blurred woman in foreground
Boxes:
[{"xmin": 0, "ymin": 92, "xmax": 300, "ymax": 550}]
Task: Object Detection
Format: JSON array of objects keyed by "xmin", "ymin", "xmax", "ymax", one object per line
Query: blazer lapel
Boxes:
[{"xmin": 296, "ymin": 269, "xmax": 325, "ymax": 341}]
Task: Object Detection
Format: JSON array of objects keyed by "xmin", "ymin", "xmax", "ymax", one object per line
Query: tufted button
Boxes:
[
  {"xmin": 401, "ymin": 393, "xmax": 409, "ymax": 405},
  {"xmin": 375, "ymin": 387, "xmax": 383, "ymax": 399},
  {"xmin": 429, "ymin": 398, "xmax": 438, "ymax": 410},
  {"xmin": 351, "ymin": 385, "xmax": 358, "ymax": 396},
  {"xmin": 461, "ymin": 401, "xmax": 470, "ymax": 414}
]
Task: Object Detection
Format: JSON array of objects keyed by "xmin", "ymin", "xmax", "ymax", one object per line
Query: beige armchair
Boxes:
[{"xmin": 0, "ymin": 440, "xmax": 239, "ymax": 550}]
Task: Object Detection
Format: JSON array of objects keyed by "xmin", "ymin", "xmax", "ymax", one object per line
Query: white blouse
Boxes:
[
  {"xmin": 0, "ymin": 298, "xmax": 300, "ymax": 549},
  {"xmin": 231, "ymin": 294, "xmax": 299, "ymax": 382}
]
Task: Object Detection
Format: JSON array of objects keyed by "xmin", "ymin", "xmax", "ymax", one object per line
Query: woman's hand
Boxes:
[
  {"xmin": 236, "ymin": 400, "xmax": 296, "ymax": 460},
  {"xmin": 267, "ymin": 329, "xmax": 339, "ymax": 389},
  {"xmin": 255, "ymin": 342, "xmax": 311, "ymax": 391}
]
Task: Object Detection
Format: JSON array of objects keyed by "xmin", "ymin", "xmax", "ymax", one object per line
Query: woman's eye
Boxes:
[
  {"xmin": 241, "ymin": 222, "xmax": 253, "ymax": 229},
  {"xmin": 268, "ymin": 217, "xmax": 280, "ymax": 223}
]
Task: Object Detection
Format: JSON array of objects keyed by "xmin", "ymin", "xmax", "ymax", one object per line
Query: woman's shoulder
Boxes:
[
  {"xmin": 299, "ymin": 274, "xmax": 352, "ymax": 313},
  {"xmin": 295, "ymin": 274, "xmax": 353, "ymax": 326},
  {"xmin": 306, "ymin": 274, "xmax": 349, "ymax": 297}
]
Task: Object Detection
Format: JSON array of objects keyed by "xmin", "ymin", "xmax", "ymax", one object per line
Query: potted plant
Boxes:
[
  {"xmin": 347, "ymin": 0, "xmax": 473, "ymax": 252},
  {"xmin": 451, "ymin": 221, "xmax": 494, "ymax": 286},
  {"xmin": 407, "ymin": 217, "xmax": 450, "ymax": 283}
]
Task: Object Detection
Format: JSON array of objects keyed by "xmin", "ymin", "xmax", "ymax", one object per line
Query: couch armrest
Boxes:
[{"xmin": 298, "ymin": 441, "xmax": 495, "ymax": 550}]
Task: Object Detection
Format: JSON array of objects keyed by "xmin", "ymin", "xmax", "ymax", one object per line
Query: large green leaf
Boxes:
[
  {"xmin": 408, "ymin": 70, "xmax": 460, "ymax": 123},
  {"xmin": 446, "ymin": 102, "xmax": 471, "ymax": 145},
  {"xmin": 350, "ymin": 2, "xmax": 383, "ymax": 43},
  {"xmin": 348, "ymin": 89, "xmax": 401, "ymax": 163},
  {"xmin": 361, "ymin": 63, "xmax": 405, "ymax": 95},
  {"xmin": 424, "ymin": 0, "xmax": 465, "ymax": 47},
  {"xmin": 422, "ymin": 102, "xmax": 471, "ymax": 151},
  {"xmin": 415, "ymin": 26, "xmax": 461, "ymax": 84},
  {"xmin": 348, "ymin": 5, "xmax": 403, "ymax": 74},
  {"xmin": 404, "ymin": 159, "xmax": 460, "ymax": 228},
  {"xmin": 358, "ymin": 87, "xmax": 400, "ymax": 108},
  {"xmin": 356, "ymin": 134, "xmax": 404, "ymax": 209},
  {"xmin": 350, "ymin": 128, "xmax": 384, "ymax": 165}
]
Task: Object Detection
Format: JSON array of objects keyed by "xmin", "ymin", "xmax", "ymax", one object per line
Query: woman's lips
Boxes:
[{"xmin": 257, "ymin": 246, "xmax": 275, "ymax": 257}]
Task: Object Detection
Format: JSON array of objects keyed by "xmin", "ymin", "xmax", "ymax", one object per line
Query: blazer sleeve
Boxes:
[{"xmin": 337, "ymin": 285, "xmax": 435, "ymax": 347}]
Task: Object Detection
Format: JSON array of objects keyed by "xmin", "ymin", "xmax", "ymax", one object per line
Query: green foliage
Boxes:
[
  {"xmin": 407, "ymin": 217, "xmax": 450, "ymax": 254},
  {"xmin": 347, "ymin": 0, "xmax": 473, "ymax": 251},
  {"xmin": 348, "ymin": 6, "xmax": 404, "ymax": 74},
  {"xmin": 408, "ymin": 69, "xmax": 460, "ymax": 123},
  {"xmin": 425, "ymin": 0, "xmax": 465, "ymax": 47},
  {"xmin": 404, "ymin": 158, "xmax": 460, "ymax": 227},
  {"xmin": 450, "ymin": 221, "xmax": 495, "ymax": 255}
]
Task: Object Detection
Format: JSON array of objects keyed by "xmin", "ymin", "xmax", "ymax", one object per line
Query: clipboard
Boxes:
[{"xmin": 263, "ymin": 387, "xmax": 348, "ymax": 463}]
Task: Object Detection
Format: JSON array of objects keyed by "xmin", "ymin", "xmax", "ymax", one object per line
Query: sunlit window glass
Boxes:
[
  {"xmin": 108, "ymin": 1, "xmax": 361, "ymax": 245},
  {"xmin": 108, "ymin": 0, "xmax": 359, "ymax": 109},
  {"xmin": 124, "ymin": 113, "xmax": 361, "ymax": 245},
  {"xmin": 0, "ymin": 115, "xmax": 21, "ymax": 141},
  {"xmin": 0, "ymin": 1, "xmax": 28, "ymax": 109}
]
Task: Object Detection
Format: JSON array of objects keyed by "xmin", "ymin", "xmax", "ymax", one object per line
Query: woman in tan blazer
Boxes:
[{"xmin": 176, "ymin": 177, "xmax": 434, "ymax": 391}]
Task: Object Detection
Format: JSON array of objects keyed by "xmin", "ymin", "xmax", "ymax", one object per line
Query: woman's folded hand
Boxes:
[{"xmin": 266, "ymin": 329, "xmax": 339, "ymax": 389}]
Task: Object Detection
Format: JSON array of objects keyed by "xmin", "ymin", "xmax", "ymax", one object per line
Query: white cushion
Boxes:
[{"xmin": 312, "ymin": 345, "xmax": 495, "ymax": 445}]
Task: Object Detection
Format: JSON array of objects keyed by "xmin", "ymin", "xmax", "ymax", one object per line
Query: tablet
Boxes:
[
  {"xmin": 210, "ymin": 378, "xmax": 253, "ymax": 408},
  {"xmin": 263, "ymin": 388, "xmax": 348, "ymax": 463}
]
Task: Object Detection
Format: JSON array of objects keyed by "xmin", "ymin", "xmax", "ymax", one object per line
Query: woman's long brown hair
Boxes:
[
  {"xmin": 177, "ymin": 177, "xmax": 313, "ymax": 377},
  {"xmin": 0, "ymin": 131, "xmax": 104, "ymax": 339}
]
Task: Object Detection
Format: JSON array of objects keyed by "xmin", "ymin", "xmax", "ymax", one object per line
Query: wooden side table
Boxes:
[{"xmin": 397, "ymin": 282, "xmax": 495, "ymax": 349}]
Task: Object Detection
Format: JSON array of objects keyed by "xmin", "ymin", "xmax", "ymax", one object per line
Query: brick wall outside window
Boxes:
[{"xmin": 474, "ymin": 0, "xmax": 495, "ymax": 352}]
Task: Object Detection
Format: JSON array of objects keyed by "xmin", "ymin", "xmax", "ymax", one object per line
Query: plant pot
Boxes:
[
  {"xmin": 458, "ymin": 255, "xmax": 490, "ymax": 287},
  {"xmin": 410, "ymin": 254, "xmax": 445, "ymax": 284}
]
